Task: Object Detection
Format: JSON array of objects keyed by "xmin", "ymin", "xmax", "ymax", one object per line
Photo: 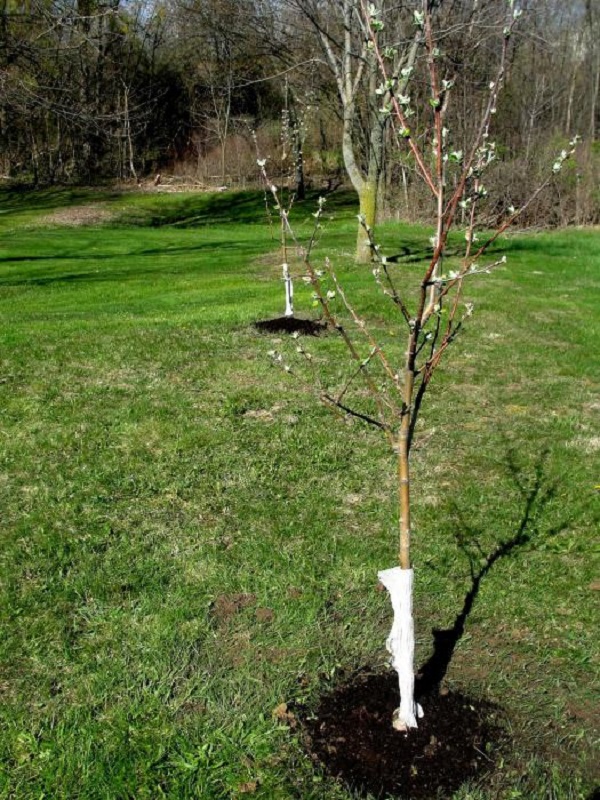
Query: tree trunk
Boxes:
[
  {"xmin": 591, "ymin": 52, "xmax": 600, "ymax": 140},
  {"xmin": 586, "ymin": 0, "xmax": 599, "ymax": 140},
  {"xmin": 292, "ymin": 120, "xmax": 306, "ymax": 200},
  {"xmin": 356, "ymin": 174, "xmax": 378, "ymax": 263},
  {"xmin": 375, "ymin": 323, "xmax": 424, "ymax": 732},
  {"xmin": 123, "ymin": 83, "xmax": 137, "ymax": 180},
  {"xmin": 355, "ymin": 111, "xmax": 385, "ymax": 263},
  {"xmin": 397, "ymin": 410, "xmax": 412, "ymax": 570}
]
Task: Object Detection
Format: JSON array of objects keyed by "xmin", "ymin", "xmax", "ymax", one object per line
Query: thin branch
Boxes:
[
  {"xmin": 321, "ymin": 393, "xmax": 391, "ymax": 432},
  {"xmin": 359, "ymin": 217, "xmax": 413, "ymax": 325},
  {"xmin": 328, "ymin": 263, "xmax": 402, "ymax": 392},
  {"xmin": 335, "ymin": 347, "xmax": 378, "ymax": 404}
]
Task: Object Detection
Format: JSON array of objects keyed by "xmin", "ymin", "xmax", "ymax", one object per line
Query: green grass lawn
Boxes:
[{"xmin": 0, "ymin": 188, "xmax": 598, "ymax": 799}]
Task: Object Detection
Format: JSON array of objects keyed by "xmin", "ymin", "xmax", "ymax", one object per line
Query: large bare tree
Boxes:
[{"xmin": 285, "ymin": 0, "xmax": 422, "ymax": 262}]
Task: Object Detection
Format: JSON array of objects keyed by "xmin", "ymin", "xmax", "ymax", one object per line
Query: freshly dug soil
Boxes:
[
  {"xmin": 302, "ymin": 670, "xmax": 504, "ymax": 800},
  {"xmin": 254, "ymin": 316, "xmax": 327, "ymax": 336}
]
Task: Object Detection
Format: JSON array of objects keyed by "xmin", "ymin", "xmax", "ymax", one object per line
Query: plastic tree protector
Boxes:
[
  {"xmin": 378, "ymin": 566, "xmax": 423, "ymax": 731},
  {"xmin": 283, "ymin": 263, "xmax": 294, "ymax": 317}
]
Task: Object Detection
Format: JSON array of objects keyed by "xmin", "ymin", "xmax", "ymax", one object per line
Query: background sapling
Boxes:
[{"xmin": 257, "ymin": 157, "xmax": 296, "ymax": 319}]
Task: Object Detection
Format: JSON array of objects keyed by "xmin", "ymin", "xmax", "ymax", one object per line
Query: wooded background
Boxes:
[{"xmin": 1, "ymin": 0, "xmax": 598, "ymax": 226}]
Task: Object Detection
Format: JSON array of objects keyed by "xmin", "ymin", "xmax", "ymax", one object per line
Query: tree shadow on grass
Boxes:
[
  {"xmin": 0, "ymin": 240, "xmax": 262, "ymax": 287},
  {"xmin": 126, "ymin": 188, "xmax": 359, "ymax": 228},
  {"xmin": 0, "ymin": 186, "xmax": 123, "ymax": 217},
  {"xmin": 138, "ymin": 190, "xmax": 271, "ymax": 227},
  {"xmin": 416, "ymin": 448, "xmax": 569, "ymax": 697},
  {"xmin": 303, "ymin": 448, "xmax": 577, "ymax": 799},
  {"xmin": 383, "ymin": 244, "xmax": 463, "ymax": 266}
]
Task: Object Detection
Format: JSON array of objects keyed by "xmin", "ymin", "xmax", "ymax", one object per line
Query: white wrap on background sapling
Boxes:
[
  {"xmin": 282, "ymin": 263, "xmax": 294, "ymax": 317},
  {"xmin": 378, "ymin": 566, "xmax": 423, "ymax": 731}
]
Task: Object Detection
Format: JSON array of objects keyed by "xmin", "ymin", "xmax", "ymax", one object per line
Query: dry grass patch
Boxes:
[{"xmin": 38, "ymin": 204, "xmax": 117, "ymax": 226}]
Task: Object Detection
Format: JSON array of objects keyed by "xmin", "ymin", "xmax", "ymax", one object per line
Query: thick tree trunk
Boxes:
[
  {"xmin": 353, "ymin": 111, "xmax": 385, "ymax": 263},
  {"xmin": 339, "ymin": 16, "xmax": 418, "ymax": 263},
  {"xmin": 340, "ymin": 103, "xmax": 376, "ymax": 264},
  {"xmin": 356, "ymin": 174, "xmax": 378, "ymax": 263}
]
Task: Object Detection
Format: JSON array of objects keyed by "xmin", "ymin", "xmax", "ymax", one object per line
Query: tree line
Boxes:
[{"xmin": 1, "ymin": 0, "xmax": 598, "ymax": 227}]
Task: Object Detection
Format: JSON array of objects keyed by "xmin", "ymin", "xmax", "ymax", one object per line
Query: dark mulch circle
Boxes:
[
  {"xmin": 253, "ymin": 316, "xmax": 328, "ymax": 336},
  {"xmin": 301, "ymin": 670, "xmax": 505, "ymax": 800}
]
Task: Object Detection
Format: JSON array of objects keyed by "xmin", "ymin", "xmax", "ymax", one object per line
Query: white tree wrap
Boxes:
[
  {"xmin": 378, "ymin": 566, "xmax": 423, "ymax": 731},
  {"xmin": 282, "ymin": 263, "xmax": 294, "ymax": 317}
]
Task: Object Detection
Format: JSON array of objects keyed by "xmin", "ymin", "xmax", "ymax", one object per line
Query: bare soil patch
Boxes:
[
  {"xmin": 254, "ymin": 316, "xmax": 327, "ymax": 336},
  {"xmin": 302, "ymin": 669, "xmax": 505, "ymax": 799},
  {"xmin": 209, "ymin": 592, "xmax": 256, "ymax": 625}
]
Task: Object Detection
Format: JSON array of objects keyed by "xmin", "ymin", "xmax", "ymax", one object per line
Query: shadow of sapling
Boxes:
[{"xmin": 416, "ymin": 448, "xmax": 569, "ymax": 697}]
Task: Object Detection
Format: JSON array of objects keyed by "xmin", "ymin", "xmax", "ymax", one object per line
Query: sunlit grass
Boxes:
[{"xmin": 0, "ymin": 189, "xmax": 598, "ymax": 799}]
